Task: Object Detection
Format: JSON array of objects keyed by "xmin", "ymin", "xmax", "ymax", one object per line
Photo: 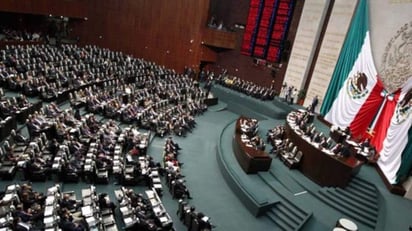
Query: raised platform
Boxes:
[
  {"xmin": 211, "ymin": 85, "xmax": 290, "ymax": 120},
  {"xmin": 233, "ymin": 116, "xmax": 272, "ymax": 174},
  {"xmin": 216, "ymin": 119, "xmax": 312, "ymax": 229},
  {"xmin": 215, "ymin": 116, "xmax": 395, "ymax": 230},
  {"xmin": 207, "ymin": 101, "xmax": 227, "ymax": 112}
]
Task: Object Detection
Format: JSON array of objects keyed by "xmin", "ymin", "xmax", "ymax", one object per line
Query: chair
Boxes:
[
  {"xmin": 287, "ymin": 142, "xmax": 294, "ymax": 152},
  {"xmin": 191, "ymin": 217, "xmax": 200, "ymax": 231},
  {"xmin": 10, "ymin": 130, "xmax": 28, "ymax": 148},
  {"xmin": 184, "ymin": 210, "xmax": 193, "ymax": 227},
  {"xmin": 104, "ymin": 223, "xmax": 119, "ymax": 231},
  {"xmin": 95, "ymin": 168, "xmax": 109, "ymax": 184},
  {"xmin": 62, "ymin": 170, "xmax": 80, "ymax": 183},
  {"xmin": 279, "ymin": 145, "xmax": 297, "ymax": 163},
  {"xmin": 284, "ymin": 151, "xmax": 303, "ymax": 169},
  {"xmin": 325, "ymin": 137, "xmax": 333, "ymax": 149},
  {"xmin": 122, "ymin": 165, "xmax": 137, "ymax": 186},
  {"xmin": 177, "ymin": 200, "xmax": 189, "ymax": 221},
  {"xmin": 102, "ymin": 213, "xmax": 115, "ymax": 226},
  {"xmin": 27, "ymin": 168, "xmax": 47, "ymax": 182},
  {"xmin": 4, "ymin": 140, "xmax": 25, "ymax": 157},
  {"xmin": 0, "ymin": 157, "xmax": 16, "ymax": 180}
]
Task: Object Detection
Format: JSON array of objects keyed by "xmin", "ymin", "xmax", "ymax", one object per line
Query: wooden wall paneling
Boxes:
[
  {"xmin": 0, "ymin": 0, "xmax": 87, "ymax": 18},
  {"xmin": 0, "ymin": 0, "xmax": 211, "ymax": 72},
  {"xmin": 200, "ymin": 45, "xmax": 218, "ymax": 63}
]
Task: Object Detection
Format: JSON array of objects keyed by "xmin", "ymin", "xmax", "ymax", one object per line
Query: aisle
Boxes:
[{"xmin": 147, "ymin": 109, "xmax": 276, "ymax": 231}]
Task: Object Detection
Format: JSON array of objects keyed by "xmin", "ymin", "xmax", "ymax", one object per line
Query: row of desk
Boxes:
[
  {"xmin": 0, "ymin": 101, "xmax": 42, "ymax": 142},
  {"xmin": 0, "ymin": 116, "xmax": 16, "ymax": 142},
  {"xmin": 285, "ymin": 112, "xmax": 363, "ymax": 188},
  {"xmin": 232, "ymin": 116, "xmax": 272, "ymax": 174}
]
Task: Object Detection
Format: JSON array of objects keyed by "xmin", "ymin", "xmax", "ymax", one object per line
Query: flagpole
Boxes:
[{"xmin": 367, "ymin": 91, "xmax": 389, "ymax": 138}]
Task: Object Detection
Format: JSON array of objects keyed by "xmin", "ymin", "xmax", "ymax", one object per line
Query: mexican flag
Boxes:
[
  {"xmin": 321, "ymin": 0, "xmax": 377, "ymax": 129},
  {"xmin": 321, "ymin": 0, "xmax": 412, "ymax": 184},
  {"xmin": 378, "ymin": 80, "xmax": 412, "ymax": 184}
]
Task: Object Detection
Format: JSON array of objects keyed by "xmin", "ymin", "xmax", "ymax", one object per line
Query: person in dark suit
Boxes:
[
  {"xmin": 98, "ymin": 193, "xmax": 116, "ymax": 214},
  {"xmin": 74, "ymin": 109, "xmax": 81, "ymax": 121},
  {"xmin": 341, "ymin": 144, "xmax": 351, "ymax": 157},
  {"xmin": 309, "ymin": 95, "xmax": 319, "ymax": 113},
  {"xmin": 360, "ymin": 138, "xmax": 371, "ymax": 150},
  {"xmin": 204, "ymin": 79, "xmax": 213, "ymax": 97},
  {"xmin": 173, "ymin": 179, "xmax": 192, "ymax": 199},
  {"xmin": 331, "ymin": 143, "xmax": 343, "ymax": 155},
  {"xmin": 197, "ymin": 212, "xmax": 214, "ymax": 230},
  {"xmin": 319, "ymin": 137, "xmax": 329, "ymax": 149},
  {"xmin": 343, "ymin": 127, "xmax": 352, "ymax": 140},
  {"xmin": 59, "ymin": 215, "xmax": 85, "ymax": 231},
  {"xmin": 312, "ymin": 132, "xmax": 322, "ymax": 143},
  {"xmin": 59, "ymin": 194, "xmax": 79, "ymax": 211}
]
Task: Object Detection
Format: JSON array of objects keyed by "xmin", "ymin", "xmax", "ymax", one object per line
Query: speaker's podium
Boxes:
[{"xmin": 205, "ymin": 94, "xmax": 218, "ymax": 106}]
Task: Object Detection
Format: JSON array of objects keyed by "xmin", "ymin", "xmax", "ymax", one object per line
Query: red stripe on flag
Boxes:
[
  {"xmin": 369, "ymin": 90, "xmax": 400, "ymax": 152},
  {"xmin": 349, "ymin": 78, "xmax": 384, "ymax": 141}
]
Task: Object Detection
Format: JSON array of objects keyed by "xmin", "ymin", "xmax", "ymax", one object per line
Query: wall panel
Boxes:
[
  {"xmin": 0, "ymin": 0, "xmax": 88, "ymax": 18},
  {"xmin": 305, "ymin": 0, "xmax": 358, "ymax": 109},
  {"xmin": 282, "ymin": 0, "xmax": 330, "ymax": 91}
]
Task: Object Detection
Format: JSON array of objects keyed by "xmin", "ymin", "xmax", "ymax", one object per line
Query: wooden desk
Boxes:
[
  {"xmin": 233, "ymin": 117, "xmax": 272, "ymax": 174},
  {"xmin": 285, "ymin": 113, "xmax": 363, "ymax": 188},
  {"xmin": 146, "ymin": 189, "xmax": 173, "ymax": 229}
]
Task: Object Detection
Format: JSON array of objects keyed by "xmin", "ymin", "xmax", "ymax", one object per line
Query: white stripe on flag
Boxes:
[{"xmin": 324, "ymin": 32, "xmax": 377, "ymax": 127}]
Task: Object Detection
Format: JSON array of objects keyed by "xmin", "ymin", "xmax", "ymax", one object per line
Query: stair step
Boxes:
[
  {"xmin": 269, "ymin": 169, "xmax": 305, "ymax": 194},
  {"xmin": 266, "ymin": 210, "xmax": 296, "ymax": 231},
  {"xmin": 328, "ymin": 189, "xmax": 378, "ymax": 218},
  {"xmin": 352, "ymin": 177, "xmax": 377, "ymax": 191},
  {"xmin": 335, "ymin": 188, "xmax": 379, "ymax": 213},
  {"xmin": 318, "ymin": 190, "xmax": 376, "ymax": 228},
  {"xmin": 258, "ymin": 172, "xmax": 307, "ymax": 202},
  {"xmin": 348, "ymin": 178, "xmax": 377, "ymax": 198},
  {"xmin": 321, "ymin": 189, "xmax": 378, "ymax": 222},
  {"xmin": 276, "ymin": 201, "xmax": 307, "ymax": 221},
  {"xmin": 258, "ymin": 172, "xmax": 291, "ymax": 196},
  {"xmin": 271, "ymin": 206, "xmax": 300, "ymax": 228},
  {"xmin": 345, "ymin": 184, "xmax": 377, "ymax": 205}
]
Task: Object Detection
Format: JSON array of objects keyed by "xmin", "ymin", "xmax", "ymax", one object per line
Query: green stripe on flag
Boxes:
[
  {"xmin": 320, "ymin": 0, "xmax": 369, "ymax": 116},
  {"xmin": 396, "ymin": 126, "xmax": 412, "ymax": 184}
]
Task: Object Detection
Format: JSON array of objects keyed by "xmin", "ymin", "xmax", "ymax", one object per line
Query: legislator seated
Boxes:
[{"xmin": 349, "ymin": 138, "xmax": 378, "ymax": 163}]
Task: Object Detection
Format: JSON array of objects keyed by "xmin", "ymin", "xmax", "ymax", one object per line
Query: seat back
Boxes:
[
  {"xmin": 191, "ymin": 218, "xmax": 200, "ymax": 231},
  {"xmin": 178, "ymin": 200, "xmax": 188, "ymax": 220},
  {"xmin": 288, "ymin": 142, "xmax": 294, "ymax": 151},
  {"xmin": 3, "ymin": 141, "xmax": 11, "ymax": 152},
  {"xmin": 294, "ymin": 151, "xmax": 303, "ymax": 162},
  {"xmin": 291, "ymin": 146, "xmax": 298, "ymax": 156},
  {"xmin": 184, "ymin": 210, "xmax": 192, "ymax": 226}
]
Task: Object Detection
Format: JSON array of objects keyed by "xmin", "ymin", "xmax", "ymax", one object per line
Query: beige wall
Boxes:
[
  {"xmin": 282, "ymin": 0, "xmax": 330, "ymax": 91},
  {"xmin": 287, "ymin": 0, "xmax": 412, "ymax": 108},
  {"xmin": 370, "ymin": 0, "xmax": 412, "ymax": 69}
]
